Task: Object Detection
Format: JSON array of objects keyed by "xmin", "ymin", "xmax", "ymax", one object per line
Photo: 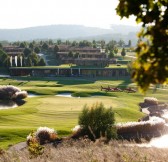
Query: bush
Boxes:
[
  {"xmin": 78, "ymin": 103, "xmax": 117, "ymax": 141},
  {"xmin": 27, "ymin": 127, "xmax": 58, "ymax": 145},
  {"xmin": 116, "ymin": 116, "xmax": 165, "ymax": 134},
  {"xmin": 27, "ymin": 131, "xmax": 44, "ymax": 158},
  {"xmin": 144, "ymin": 97, "xmax": 158, "ymax": 105},
  {"xmin": 13, "ymin": 91, "xmax": 28, "ymax": 100},
  {"xmin": 0, "ymin": 85, "xmax": 27, "ymax": 100},
  {"xmin": 28, "ymin": 140, "xmax": 44, "ymax": 158},
  {"xmin": 0, "ymin": 148, "xmax": 5, "ymax": 155}
]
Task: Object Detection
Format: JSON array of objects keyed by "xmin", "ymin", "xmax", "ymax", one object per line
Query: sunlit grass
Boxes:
[{"xmin": 0, "ymin": 77, "xmax": 167, "ymax": 149}]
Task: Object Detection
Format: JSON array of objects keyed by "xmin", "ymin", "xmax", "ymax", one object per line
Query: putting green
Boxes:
[{"xmin": 0, "ymin": 77, "xmax": 167, "ymax": 149}]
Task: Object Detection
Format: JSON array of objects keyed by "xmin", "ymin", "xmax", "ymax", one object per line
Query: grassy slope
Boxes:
[{"xmin": 0, "ymin": 77, "xmax": 167, "ymax": 149}]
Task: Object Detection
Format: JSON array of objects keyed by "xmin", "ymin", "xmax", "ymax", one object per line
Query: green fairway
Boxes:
[{"xmin": 0, "ymin": 77, "xmax": 167, "ymax": 149}]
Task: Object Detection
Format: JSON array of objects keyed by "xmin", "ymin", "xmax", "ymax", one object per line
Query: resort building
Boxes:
[
  {"xmin": 9, "ymin": 66, "xmax": 130, "ymax": 78},
  {"xmin": 51, "ymin": 45, "xmax": 112, "ymax": 66},
  {"xmin": 3, "ymin": 46, "xmax": 24, "ymax": 56},
  {"xmin": 6, "ymin": 45, "xmax": 130, "ymax": 78},
  {"xmin": 3, "ymin": 46, "xmax": 24, "ymax": 67}
]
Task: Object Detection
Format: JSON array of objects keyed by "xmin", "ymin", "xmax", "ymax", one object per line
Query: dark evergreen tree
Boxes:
[
  {"xmin": 121, "ymin": 48, "xmax": 126, "ymax": 58},
  {"xmin": 109, "ymin": 50, "xmax": 115, "ymax": 58},
  {"xmin": 34, "ymin": 47, "xmax": 40, "ymax": 54},
  {"xmin": 23, "ymin": 48, "xmax": 31, "ymax": 57},
  {"xmin": 20, "ymin": 42, "xmax": 26, "ymax": 48},
  {"xmin": 128, "ymin": 40, "xmax": 132, "ymax": 47},
  {"xmin": 38, "ymin": 58, "xmax": 46, "ymax": 66},
  {"xmin": 42, "ymin": 43, "xmax": 49, "ymax": 51}
]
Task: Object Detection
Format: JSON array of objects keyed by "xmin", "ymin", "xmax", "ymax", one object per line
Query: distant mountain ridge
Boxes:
[{"xmin": 0, "ymin": 24, "xmax": 140, "ymax": 45}]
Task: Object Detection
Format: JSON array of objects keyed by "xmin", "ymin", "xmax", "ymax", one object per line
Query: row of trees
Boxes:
[
  {"xmin": 0, "ymin": 38, "xmax": 129, "ymax": 68},
  {"xmin": 4, "ymin": 39, "xmax": 132, "ymax": 54},
  {"xmin": 0, "ymin": 49, "xmax": 9, "ymax": 67},
  {"xmin": 0, "ymin": 42, "xmax": 46, "ymax": 67},
  {"xmin": 1, "ymin": 39, "xmax": 132, "ymax": 50}
]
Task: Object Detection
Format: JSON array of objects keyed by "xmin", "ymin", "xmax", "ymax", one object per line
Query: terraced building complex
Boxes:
[
  {"xmin": 55, "ymin": 45, "xmax": 110, "ymax": 66},
  {"xmin": 3, "ymin": 45, "xmax": 130, "ymax": 78}
]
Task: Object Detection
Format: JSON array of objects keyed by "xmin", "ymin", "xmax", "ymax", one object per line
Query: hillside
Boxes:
[{"xmin": 0, "ymin": 24, "xmax": 140, "ymax": 45}]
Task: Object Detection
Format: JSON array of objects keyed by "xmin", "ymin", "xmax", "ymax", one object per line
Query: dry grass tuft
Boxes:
[{"xmin": 1, "ymin": 139, "xmax": 168, "ymax": 162}]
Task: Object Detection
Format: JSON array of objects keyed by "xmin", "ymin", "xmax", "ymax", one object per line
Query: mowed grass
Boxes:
[{"xmin": 0, "ymin": 77, "xmax": 167, "ymax": 149}]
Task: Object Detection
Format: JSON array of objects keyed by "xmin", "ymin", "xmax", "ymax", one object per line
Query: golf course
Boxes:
[{"xmin": 0, "ymin": 76, "xmax": 167, "ymax": 149}]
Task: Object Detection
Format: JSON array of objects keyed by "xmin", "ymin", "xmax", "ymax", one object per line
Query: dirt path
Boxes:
[{"xmin": 8, "ymin": 142, "xmax": 27, "ymax": 151}]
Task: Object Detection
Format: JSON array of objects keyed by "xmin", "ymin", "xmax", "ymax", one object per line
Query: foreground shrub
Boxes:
[
  {"xmin": 27, "ymin": 131, "xmax": 44, "ymax": 158},
  {"xmin": 36, "ymin": 127, "xmax": 57, "ymax": 144},
  {"xmin": 28, "ymin": 140, "xmax": 44, "ymax": 158},
  {"xmin": 116, "ymin": 116, "xmax": 165, "ymax": 135},
  {"xmin": 27, "ymin": 127, "xmax": 58, "ymax": 145},
  {"xmin": 0, "ymin": 148, "xmax": 5, "ymax": 155},
  {"xmin": 78, "ymin": 102, "xmax": 117, "ymax": 141}
]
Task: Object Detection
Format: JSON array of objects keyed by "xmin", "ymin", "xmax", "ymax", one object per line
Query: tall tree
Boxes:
[
  {"xmin": 118, "ymin": 39, "xmax": 125, "ymax": 47},
  {"xmin": 42, "ymin": 43, "xmax": 49, "ymax": 51},
  {"xmin": 48, "ymin": 39, "xmax": 53, "ymax": 45},
  {"xmin": 34, "ymin": 46, "xmax": 40, "ymax": 54},
  {"xmin": 128, "ymin": 40, "xmax": 131, "ymax": 47},
  {"xmin": 38, "ymin": 58, "xmax": 46, "ymax": 66},
  {"xmin": 92, "ymin": 40, "xmax": 96, "ymax": 48},
  {"xmin": 109, "ymin": 50, "xmax": 115, "ymax": 58},
  {"xmin": 40, "ymin": 40, "xmax": 43, "ymax": 45},
  {"xmin": 68, "ymin": 51, "xmax": 73, "ymax": 58},
  {"xmin": 57, "ymin": 39, "xmax": 62, "ymax": 45},
  {"xmin": 19, "ymin": 42, "xmax": 26, "ymax": 48},
  {"xmin": 54, "ymin": 45, "xmax": 59, "ymax": 54},
  {"xmin": 0, "ymin": 43, "xmax": 2, "ymax": 49},
  {"xmin": 121, "ymin": 48, "xmax": 126, "ymax": 58},
  {"xmin": 54, "ymin": 45, "xmax": 59, "ymax": 59},
  {"xmin": 0, "ymin": 49, "xmax": 8, "ymax": 67},
  {"xmin": 79, "ymin": 40, "xmax": 92, "ymax": 47},
  {"xmin": 65, "ymin": 40, "xmax": 71, "ymax": 45},
  {"xmin": 100, "ymin": 40, "xmax": 106, "ymax": 49},
  {"xmin": 72, "ymin": 41, "xmax": 77, "ymax": 46},
  {"xmin": 26, "ymin": 57, "xmax": 32, "ymax": 67},
  {"xmin": 29, "ymin": 53, "xmax": 39, "ymax": 66},
  {"xmin": 117, "ymin": 0, "xmax": 168, "ymax": 91},
  {"xmin": 107, "ymin": 40, "xmax": 117, "ymax": 51},
  {"xmin": 29, "ymin": 43, "xmax": 34, "ymax": 50},
  {"xmin": 13, "ymin": 41, "xmax": 20, "ymax": 46},
  {"xmin": 23, "ymin": 48, "xmax": 31, "ymax": 57},
  {"xmin": 114, "ymin": 47, "xmax": 118, "ymax": 55}
]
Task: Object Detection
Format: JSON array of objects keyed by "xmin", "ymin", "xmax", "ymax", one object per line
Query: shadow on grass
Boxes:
[
  {"xmin": 12, "ymin": 76, "xmax": 132, "ymax": 86},
  {"xmin": 27, "ymin": 90, "xmax": 48, "ymax": 95},
  {"xmin": 35, "ymin": 84, "xmax": 63, "ymax": 87},
  {"xmin": 116, "ymin": 79, "xmax": 132, "ymax": 88},
  {"xmin": 13, "ymin": 76, "xmax": 95, "ymax": 85},
  {"xmin": 55, "ymin": 90, "xmax": 118, "ymax": 98},
  {"xmin": 56, "ymin": 78, "xmax": 95, "ymax": 85},
  {"xmin": 17, "ymin": 81, "xmax": 28, "ymax": 86},
  {"xmin": 90, "ymin": 91, "xmax": 118, "ymax": 97}
]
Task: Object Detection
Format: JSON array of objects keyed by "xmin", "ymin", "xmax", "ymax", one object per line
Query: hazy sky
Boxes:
[{"xmin": 0, "ymin": 0, "xmax": 137, "ymax": 29}]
